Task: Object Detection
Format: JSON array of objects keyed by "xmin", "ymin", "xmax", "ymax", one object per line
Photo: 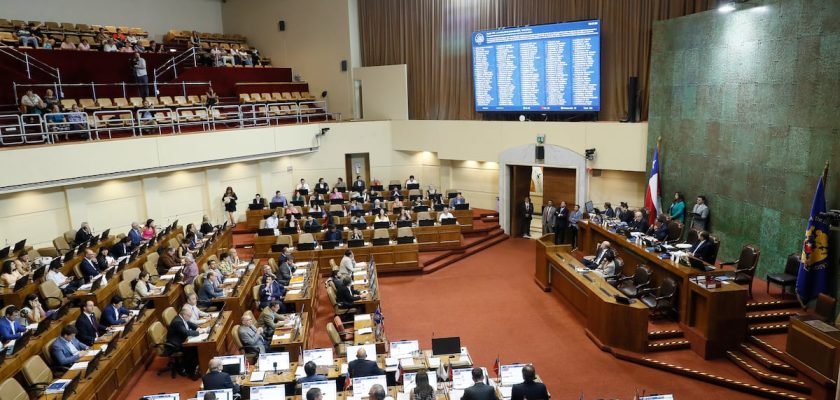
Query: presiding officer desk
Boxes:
[{"xmin": 537, "ymin": 220, "xmax": 748, "ymax": 359}]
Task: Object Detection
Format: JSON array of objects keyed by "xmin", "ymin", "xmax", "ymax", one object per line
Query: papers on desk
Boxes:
[
  {"xmin": 575, "ymin": 268, "xmax": 590, "ymax": 273},
  {"xmin": 250, "ymin": 371, "xmax": 266, "ymax": 382},
  {"xmin": 295, "ymin": 366, "xmax": 306, "ymax": 377},
  {"xmin": 98, "ymin": 344, "xmax": 108, "ymax": 353},
  {"xmin": 353, "ymin": 271, "xmax": 367, "ymax": 277},
  {"xmin": 340, "ymin": 364, "xmax": 349, "ymax": 374},
  {"xmin": 500, "ymin": 387, "xmax": 513, "ymax": 398},
  {"xmin": 83, "ymin": 349, "xmax": 101, "ymax": 357},
  {"xmin": 159, "ymin": 274, "xmax": 176, "ymax": 281},
  {"xmin": 45, "ymin": 379, "xmax": 73, "ymax": 394},
  {"xmin": 352, "ymin": 279, "xmax": 366, "ymax": 285},
  {"xmin": 79, "ymin": 283, "xmax": 93, "ymax": 291},
  {"xmin": 130, "ymin": 309, "xmax": 140, "ymax": 317},
  {"xmin": 187, "ymin": 333, "xmax": 209, "ymax": 343},
  {"xmin": 209, "ymin": 312, "xmax": 220, "ymax": 318},
  {"xmin": 27, "ymin": 323, "xmax": 38, "ymax": 330},
  {"xmin": 427, "ymin": 358, "xmax": 440, "ymax": 368},
  {"xmin": 293, "ymin": 268, "xmax": 307, "ymax": 276},
  {"xmin": 70, "ymin": 361, "xmax": 89, "ymax": 370},
  {"xmin": 109, "ymin": 326, "xmax": 125, "ymax": 333},
  {"xmin": 294, "ymin": 261, "xmax": 309, "ymax": 267},
  {"xmin": 396, "ymin": 393, "xmax": 410, "ymax": 400},
  {"xmin": 354, "ymin": 314, "xmax": 371, "ymax": 322},
  {"xmin": 286, "ymin": 289, "xmax": 302, "ymax": 296},
  {"xmin": 273, "ymin": 333, "xmax": 291, "ymax": 341},
  {"xmin": 166, "ymin": 266, "xmax": 184, "ymax": 273},
  {"xmin": 223, "ymin": 277, "xmax": 239, "ymax": 284},
  {"xmin": 238, "ymin": 261, "xmax": 250, "ymax": 267},
  {"xmin": 384, "ymin": 357, "xmax": 399, "ymax": 367},
  {"xmin": 398, "ymin": 357, "xmax": 414, "ymax": 367},
  {"xmin": 288, "ymin": 283, "xmax": 303, "ymax": 289},
  {"xmin": 356, "ymin": 327, "xmax": 373, "ymax": 335},
  {"xmin": 356, "ymin": 261, "xmax": 368, "ymax": 267},
  {"xmin": 449, "ymin": 389, "xmax": 464, "ymax": 400}
]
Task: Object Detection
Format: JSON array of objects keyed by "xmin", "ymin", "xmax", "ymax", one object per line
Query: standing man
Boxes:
[
  {"xmin": 553, "ymin": 201, "xmax": 569, "ymax": 244},
  {"xmin": 568, "ymin": 204, "xmax": 583, "ymax": 247},
  {"xmin": 691, "ymin": 195, "xmax": 710, "ymax": 231},
  {"xmin": 518, "ymin": 196, "xmax": 534, "ymax": 238},
  {"xmin": 541, "ymin": 200, "xmax": 556, "ymax": 235},
  {"xmin": 132, "ymin": 53, "xmax": 148, "ymax": 98}
]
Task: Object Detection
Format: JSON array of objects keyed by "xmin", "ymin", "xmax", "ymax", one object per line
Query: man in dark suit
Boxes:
[
  {"xmin": 110, "ymin": 236, "xmax": 131, "ymax": 259},
  {"xmin": 352, "ymin": 175, "xmax": 366, "ymax": 192},
  {"xmin": 553, "ymin": 201, "xmax": 569, "ymax": 245},
  {"xmin": 627, "ymin": 211, "xmax": 649, "ymax": 233},
  {"xmin": 604, "ymin": 202, "xmax": 616, "ymax": 218},
  {"xmin": 80, "ymin": 249, "xmax": 100, "ymax": 282},
  {"xmin": 690, "ymin": 231, "xmax": 715, "ymax": 264},
  {"xmin": 100, "ymin": 295, "xmax": 130, "ymax": 327},
  {"xmin": 203, "ymin": 358, "xmax": 241, "ymax": 393},
  {"xmin": 324, "ymin": 225, "xmax": 342, "ymax": 243},
  {"xmin": 276, "ymin": 259, "xmax": 293, "ymax": 286},
  {"xmin": 347, "ymin": 348, "xmax": 383, "ymax": 378},
  {"xmin": 298, "ymin": 360, "xmax": 328, "ymax": 383},
  {"xmin": 517, "ymin": 196, "xmax": 534, "ymax": 238},
  {"xmin": 511, "ymin": 365, "xmax": 548, "ymax": 400},
  {"xmin": 462, "ymin": 368, "xmax": 498, "ymax": 400},
  {"xmin": 75, "ymin": 300, "xmax": 106, "ymax": 346},
  {"xmin": 648, "ymin": 219, "xmax": 669, "ymax": 241},
  {"xmin": 74, "ymin": 222, "xmax": 93, "ymax": 246},
  {"xmin": 167, "ymin": 305, "xmax": 205, "ymax": 378},
  {"xmin": 335, "ymin": 276, "xmax": 361, "ymax": 308},
  {"xmin": 582, "ymin": 241, "xmax": 612, "ymax": 269}
]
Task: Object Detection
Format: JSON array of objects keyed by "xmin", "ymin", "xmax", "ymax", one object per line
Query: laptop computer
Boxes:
[
  {"xmin": 269, "ymin": 202, "xmax": 285, "ymax": 209},
  {"xmin": 413, "ymin": 205, "xmax": 429, "ymax": 212},
  {"xmin": 447, "ymin": 192, "xmax": 458, "ymax": 199},
  {"xmin": 85, "ymin": 353, "xmax": 102, "ymax": 377},
  {"xmin": 298, "ymin": 189, "xmax": 309, "ymax": 196},
  {"xmin": 271, "ymin": 244, "xmax": 290, "ymax": 252},
  {"xmin": 32, "ymin": 266, "xmax": 46, "ymax": 282},
  {"xmin": 12, "ymin": 239, "xmax": 26, "ymax": 253},
  {"xmin": 34, "ymin": 318, "xmax": 51, "ymax": 336},
  {"xmin": 99, "ymin": 229, "xmax": 110, "ymax": 241},
  {"xmin": 418, "ymin": 219, "xmax": 435, "ymax": 227},
  {"xmin": 373, "ymin": 221, "xmax": 390, "ymax": 229},
  {"xmin": 12, "ymin": 275, "xmax": 30, "ymax": 291},
  {"xmin": 9, "ymin": 330, "xmax": 33, "ymax": 356},
  {"xmin": 441, "ymin": 218, "xmax": 457, "ymax": 225},
  {"xmin": 454, "ymin": 203, "xmax": 470, "ymax": 210},
  {"xmin": 281, "ymin": 227, "xmax": 298, "ymax": 235},
  {"xmin": 89, "ymin": 236, "xmax": 100, "ymax": 247},
  {"xmin": 350, "ymin": 222, "xmax": 367, "ymax": 230},
  {"xmin": 433, "ymin": 204, "xmax": 445, "ymax": 211},
  {"xmin": 396, "ymin": 220, "xmax": 412, "ymax": 228},
  {"xmin": 249, "ymin": 203, "xmax": 265, "ymax": 210},
  {"xmin": 321, "ymin": 241, "xmax": 339, "ymax": 250},
  {"xmin": 329, "ymin": 211, "xmax": 344, "ymax": 217},
  {"xmin": 0, "ymin": 246, "xmax": 9, "ymax": 259},
  {"xmin": 304, "ymin": 225, "xmax": 322, "ymax": 234},
  {"xmin": 297, "ymin": 242, "xmax": 316, "ymax": 251},
  {"xmin": 348, "ymin": 239, "xmax": 365, "ymax": 248},
  {"xmin": 62, "ymin": 376, "xmax": 81, "ymax": 400},
  {"xmin": 372, "ymin": 238, "xmax": 390, "ymax": 246},
  {"xmin": 330, "ymin": 199, "xmax": 344, "ymax": 205},
  {"xmin": 291, "ymin": 200, "xmax": 305, "ymax": 207},
  {"xmin": 406, "ymin": 183, "xmax": 420, "ymax": 190},
  {"xmin": 257, "ymin": 229, "xmax": 276, "ymax": 236},
  {"xmin": 397, "ymin": 236, "xmax": 414, "ymax": 244}
]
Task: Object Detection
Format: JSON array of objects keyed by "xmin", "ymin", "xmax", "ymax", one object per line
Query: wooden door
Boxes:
[
  {"xmin": 509, "ymin": 165, "xmax": 533, "ymax": 236},
  {"xmin": 543, "ymin": 168, "xmax": 576, "ymax": 209}
]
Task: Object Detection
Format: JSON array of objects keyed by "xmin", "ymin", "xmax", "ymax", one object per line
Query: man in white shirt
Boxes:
[
  {"xmin": 132, "ymin": 53, "xmax": 149, "ymax": 98},
  {"xmin": 438, "ymin": 206, "xmax": 455, "ymax": 222},
  {"xmin": 405, "ymin": 175, "xmax": 419, "ymax": 186},
  {"xmin": 185, "ymin": 293, "xmax": 210, "ymax": 324},
  {"xmin": 296, "ymin": 178, "xmax": 311, "ymax": 192},
  {"xmin": 339, "ymin": 250, "xmax": 356, "ymax": 277},
  {"xmin": 265, "ymin": 212, "xmax": 280, "ymax": 229}
]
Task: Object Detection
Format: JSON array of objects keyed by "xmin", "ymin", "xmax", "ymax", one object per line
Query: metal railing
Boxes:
[
  {"xmin": 153, "ymin": 46, "xmax": 198, "ymax": 82},
  {"xmin": 13, "ymin": 81, "xmax": 213, "ymax": 104},
  {"xmin": 0, "ymin": 43, "xmax": 62, "ymax": 84},
  {"xmin": 0, "ymin": 102, "xmax": 341, "ymax": 146}
]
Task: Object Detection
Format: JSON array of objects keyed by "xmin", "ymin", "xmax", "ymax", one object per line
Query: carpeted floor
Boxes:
[{"xmin": 123, "ymin": 236, "xmax": 788, "ymax": 399}]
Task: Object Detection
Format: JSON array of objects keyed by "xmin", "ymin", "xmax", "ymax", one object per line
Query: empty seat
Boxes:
[
  {"xmin": 194, "ymin": 109, "xmax": 209, "ymax": 120},
  {"xmin": 145, "ymin": 97, "xmax": 161, "ymax": 107},
  {"xmin": 174, "ymin": 96, "xmax": 191, "ymax": 106},
  {"xmin": 281, "ymin": 92, "xmax": 294, "ymax": 101},
  {"xmin": 97, "ymin": 98, "xmax": 118, "ymax": 110},
  {"xmin": 60, "ymin": 22, "xmax": 76, "ymax": 32},
  {"xmin": 291, "ymin": 92, "xmax": 303, "ymax": 100},
  {"xmin": 155, "ymin": 110, "xmax": 173, "ymax": 123},
  {"xmin": 239, "ymin": 93, "xmax": 252, "ymax": 103},
  {"xmin": 271, "ymin": 92, "xmax": 284, "ymax": 101},
  {"xmin": 301, "ymin": 92, "xmax": 316, "ymax": 101},
  {"xmin": 78, "ymin": 98, "xmax": 101, "ymax": 111},
  {"xmin": 158, "ymin": 96, "xmax": 176, "ymax": 107},
  {"xmin": 113, "ymin": 98, "xmax": 130, "ymax": 108},
  {"xmin": 129, "ymin": 97, "xmax": 144, "ymax": 107},
  {"xmin": 177, "ymin": 109, "xmax": 199, "ymax": 122},
  {"xmin": 60, "ymin": 99, "xmax": 78, "ymax": 109},
  {"xmin": 260, "ymin": 93, "xmax": 272, "ymax": 102},
  {"xmin": 0, "ymin": 32, "xmax": 17, "ymax": 45},
  {"xmin": 187, "ymin": 95, "xmax": 202, "ymax": 105}
]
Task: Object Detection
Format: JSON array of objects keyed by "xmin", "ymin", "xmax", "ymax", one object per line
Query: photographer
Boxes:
[{"xmin": 131, "ymin": 53, "xmax": 149, "ymax": 98}]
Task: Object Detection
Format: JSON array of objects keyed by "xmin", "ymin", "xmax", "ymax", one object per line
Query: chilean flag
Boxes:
[{"xmin": 644, "ymin": 145, "xmax": 662, "ymax": 226}]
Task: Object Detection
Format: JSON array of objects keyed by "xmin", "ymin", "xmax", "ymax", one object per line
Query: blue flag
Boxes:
[{"xmin": 796, "ymin": 168, "xmax": 830, "ymax": 305}]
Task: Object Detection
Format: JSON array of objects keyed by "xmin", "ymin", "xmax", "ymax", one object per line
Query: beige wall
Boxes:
[
  {"xmin": 0, "ymin": 0, "xmax": 223, "ymax": 41},
  {"xmin": 222, "ymin": 0, "xmax": 355, "ymax": 119},
  {"xmin": 354, "ymin": 65, "xmax": 409, "ymax": 120}
]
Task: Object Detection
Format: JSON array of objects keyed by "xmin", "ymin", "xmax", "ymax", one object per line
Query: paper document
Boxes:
[
  {"xmin": 352, "ymin": 279, "xmax": 366, "ymax": 285},
  {"xmin": 187, "ymin": 333, "xmax": 209, "ymax": 343},
  {"xmin": 223, "ymin": 278, "xmax": 239, "ymax": 284},
  {"xmin": 109, "ymin": 326, "xmax": 125, "ymax": 332},
  {"xmin": 294, "ymin": 261, "xmax": 309, "ymax": 267},
  {"xmin": 427, "ymin": 358, "xmax": 440, "ymax": 368},
  {"xmin": 500, "ymin": 387, "xmax": 513, "ymax": 398},
  {"xmin": 398, "ymin": 357, "xmax": 414, "ymax": 366},
  {"xmin": 27, "ymin": 323, "xmax": 38, "ymax": 330},
  {"xmin": 384, "ymin": 357, "xmax": 398, "ymax": 367},
  {"xmin": 354, "ymin": 314, "xmax": 371, "ymax": 321},
  {"xmin": 250, "ymin": 371, "xmax": 265, "ymax": 382},
  {"xmin": 79, "ymin": 283, "xmax": 93, "ymax": 291},
  {"xmin": 84, "ymin": 349, "xmax": 101, "ymax": 357},
  {"xmin": 356, "ymin": 327, "xmax": 373, "ymax": 335},
  {"xmin": 159, "ymin": 274, "xmax": 176, "ymax": 280},
  {"xmin": 295, "ymin": 366, "xmax": 306, "ymax": 377},
  {"xmin": 45, "ymin": 379, "xmax": 72, "ymax": 394},
  {"xmin": 286, "ymin": 289, "xmax": 302, "ymax": 296},
  {"xmin": 293, "ymin": 269, "xmax": 307, "ymax": 276},
  {"xmin": 340, "ymin": 364, "xmax": 348, "ymax": 374},
  {"xmin": 353, "ymin": 271, "xmax": 367, "ymax": 277},
  {"xmin": 70, "ymin": 362, "xmax": 89, "ymax": 370},
  {"xmin": 273, "ymin": 333, "xmax": 291, "ymax": 341}
]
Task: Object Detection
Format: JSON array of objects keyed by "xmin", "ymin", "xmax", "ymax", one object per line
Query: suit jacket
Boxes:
[
  {"xmin": 352, "ymin": 180, "xmax": 366, "ymax": 191},
  {"xmin": 203, "ymin": 371, "xmax": 240, "ymax": 393},
  {"xmin": 238, "ymin": 324, "xmax": 265, "ymax": 354},
  {"xmin": 110, "ymin": 242, "xmax": 129, "ymax": 258},
  {"xmin": 604, "ymin": 208, "xmax": 616, "ymax": 218},
  {"xmin": 259, "ymin": 281, "xmax": 284, "ymax": 308},
  {"xmin": 198, "ymin": 279, "xmax": 224, "ymax": 304},
  {"xmin": 542, "ymin": 206, "xmax": 556, "ymax": 227},
  {"xmin": 462, "ymin": 382, "xmax": 499, "ymax": 400},
  {"xmin": 511, "ymin": 381, "xmax": 549, "ymax": 400},
  {"xmin": 518, "ymin": 201, "xmax": 534, "ymax": 220},
  {"xmin": 628, "ymin": 219, "xmax": 648, "ymax": 233},
  {"xmin": 0, "ymin": 317, "xmax": 26, "ymax": 341},
  {"xmin": 166, "ymin": 315, "xmax": 199, "ymax": 350},
  {"xmin": 298, "ymin": 374, "xmax": 327, "ymax": 383},
  {"xmin": 336, "ymin": 283, "xmax": 360, "ymax": 307},
  {"xmin": 157, "ymin": 253, "xmax": 178, "ymax": 275},
  {"xmin": 100, "ymin": 305, "xmax": 129, "ymax": 327},
  {"xmin": 51, "ymin": 337, "xmax": 89, "ymax": 367},
  {"xmin": 277, "ymin": 262, "xmax": 293, "ymax": 285},
  {"xmin": 128, "ymin": 229, "xmax": 142, "ymax": 247},
  {"xmin": 553, "ymin": 207, "xmax": 569, "ymax": 228},
  {"xmin": 324, "ymin": 230, "xmax": 342, "ymax": 242},
  {"xmin": 75, "ymin": 311, "xmax": 105, "ymax": 346},
  {"xmin": 691, "ymin": 240, "xmax": 715, "ymax": 264},
  {"xmin": 75, "ymin": 229, "xmax": 93, "ymax": 245},
  {"xmin": 80, "ymin": 258, "xmax": 99, "ymax": 281},
  {"xmin": 650, "ymin": 224, "xmax": 669, "ymax": 241},
  {"xmin": 258, "ymin": 306, "xmax": 281, "ymax": 338},
  {"xmin": 347, "ymin": 358, "xmax": 383, "ymax": 378}
]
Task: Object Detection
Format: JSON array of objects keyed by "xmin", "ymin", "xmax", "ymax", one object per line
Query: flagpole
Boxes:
[{"xmin": 824, "ymin": 161, "xmax": 830, "ymax": 183}]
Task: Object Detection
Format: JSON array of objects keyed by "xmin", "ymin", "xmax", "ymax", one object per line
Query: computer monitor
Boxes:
[
  {"xmin": 13, "ymin": 239, "xmax": 26, "ymax": 253},
  {"xmin": 302, "ymin": 381, "xmax": 337, "ymax": 400},
  {"xmin": 271, "ymin": 244, "xmax": 290, "ymax": 252},
  {"xmin": 431, "ymin": 336, "xmax": 461, "ymax": 355},
  {"xmin": 269, "ymin": 202, "xmax": 285, "ymax": 209},
  {"xmin": 451, "ymin": 368, "xmax": 476, "ymax": 389},
  {"xmin": 454, "ymin": 203, "xmax": 470, "ymax": 210},
  {"xmin": 396, "ymin": 220, "xmax": 412, "ymax": 228},
  {"xmin": 196, "ymin": 389, "xmax": 233, "ymax": 400},
  {"xmin": 321, "ymin": 241, "xmax": 339, "ymax": 250},
  {"xmin": 373, "ymin": 221, "xmax": 390, "ymax": 229},
  {"xmin": 249, "ymin": 203, "xmax": 265, "ymax": 210},
  {"xmin": 403, "ymin": 372, "xmax": 438, "ymax": 393},
  {"xmin": 348, "ymin": 239, "xmax": 365, "ymax": 248},
  {"xmin": 297, "ymin": 242, "xmax": 316, "ymax": 251},
  {"xmin": 257, "ymin": 229, "xmax": 275, "ymax": 236},
  {"xmin": 257, "ymin": 352, "xmax": 290, "ymax": 372},
  {"xmin": 433, "ymin": 204, "xmax": 445, "ymax": 211},
  {"xmin": 352, "ymin": 375, "xmax": 388, "ymax": 397},
  {"xmin": 99, "ymin": 229, "xmax": 110, "ymax": 241},
  {"xmin": 0, "ymin": 246, "xmax": 9, "ymax": 259},
  {"xmin": 418, "ymin": 219, "xmax": 434, "ymax": 227},
  {"xmin": 250, "ymin": 385, "xmax": 285, "ymax": 400},
  {"xmin": 346, "ymin": 343, "xmax": 377, "ymax": 362},
  {"xmin": 406, "ymin": 183, "xmax": 420, "ymax": 190},
  {"xmin": 141, "ymin": 394, "xmax": 179, "ymax": 400},
  {"xmin": 372, "ymin": 238, "xmax": 390, "ymax": 246},
  {"xmin": 585, "ymin": 201, "xmax": 595, "ymax": 213},
  {"xmin": 499, "ymin": 364, "xmax": 527, "ymax": 386},
  {"xmin": 441, "ymin": 218, "xmax": 457, "ymax": 225},
  {"xmin": 214, "ymin": 355, "xmax": 246, "ymax": 375},
  {"xmin": 389, "ymin": 339, "xmax": 420, "ymax": 358},
  {"xmin": 303, "ymin": 348, "xmax": 334, "ymax": 366}
]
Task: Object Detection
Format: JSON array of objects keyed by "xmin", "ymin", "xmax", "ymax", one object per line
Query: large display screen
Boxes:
[{"xmin": 472, "ymin": 20, "xmax": 601, "ymax": 112}]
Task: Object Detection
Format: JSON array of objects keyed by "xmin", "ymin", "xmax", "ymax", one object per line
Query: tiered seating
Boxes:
[
  {"xmin": 0, "ymin": 19, "xmax": 149, "ymax": 48},
  {"xmin": 164, "ymin": 30, "xmax": 246, "ymax": 45}
]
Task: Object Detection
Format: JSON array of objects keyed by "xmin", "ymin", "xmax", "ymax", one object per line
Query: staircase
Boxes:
[
  {"xmin": 725, "ymin": 338, "xmax": 812, "ymax": 395},
  {"xmin": 420, "ymin": 210, "xmax": 508, "ymax": 273},
  {"xmin": 646, "ymin": 329, "xmax": 691, "ymax": 352},
  {"xmin": 745, "ymin": 299, "xmax": 803, "ymax": 335}
]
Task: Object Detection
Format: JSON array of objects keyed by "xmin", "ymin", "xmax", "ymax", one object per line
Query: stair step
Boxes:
[
  {"xmin": 739, "ymin": 343, "xmax": 797, "ymax": 376},
  {"xmin": 748, "ymin": 336, "xmax": 790, "ymax": 362},
  {"xmin": 648, "ymin": 330, "xmax": 685, "ymax": 340},
  {"xmin": 749, "ymin": 323, "xmax": 789, "ymax": 335},
  {"xmin": 746, "ymin": 300, "xmax": 802, "ymax": 312},
  {"xmin": 422, "ymin": 233, "xmax": 508, "ymax": 273},
  {"xmin": 747, "ymin": 311, "xmax": 799, "ymax": 324},
  {"xmin": 726, "ymin": 351, "xmax": 811, "ymax": 394},
  {"xmin": 646, "ymin": 339, "xmax": 691, "ymax": 352}
]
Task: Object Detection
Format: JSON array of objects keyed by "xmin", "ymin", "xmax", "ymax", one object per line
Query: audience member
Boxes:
[
  {"xmin": 238, "ymin": 314, "xmax": 266, "ymax": 354},
  {"xmin": 347, "ymin": 347, "xmax": 384, "ymax": 378},
  {"xmin": 463, "ymin": 368, "xmax": 498, "ymax": 400},
  {"xmin": 75, "ymin": 300, "xmax": 105, "ymax": 346},
  {"xmin": 51, "ymin": 325, "xmax": 89, "ymax": 368},
  {"xmin": 15, "ymin": 23, "xmax": 40, "ymax": 47},
  {"xmin": 1, "ymin": 260, "xmax": 22, "ymax": 287},
  {"xmin": 20, "ymin": 89, "xmax": 43, "ymax": 114},
  {"xmin": 203, "ymin": 358, "xmax": 242, "ymax": 393},
  {"xmin": 78, "ymin": 38, "xmax": 92, "ymax": 51}
]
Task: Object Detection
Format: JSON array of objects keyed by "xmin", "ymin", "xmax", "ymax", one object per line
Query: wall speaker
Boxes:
[
  {"xmin": 341, "ymin": 60, "xmax": 348, "ymax": 72},
  {"xmin": 627, "ymin": 76, "xmax": 639, "ymax": 122},
  {"xmin": 535, "ymin": 145, "xmax": 545, "ymax": 161},
  {"xmin": 278, "ymin": 20, "xmax": 286, "ymax": 31}
]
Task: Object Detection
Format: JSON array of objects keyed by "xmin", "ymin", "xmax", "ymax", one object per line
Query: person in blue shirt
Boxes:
[
  {"xmin": 298, "ymin": 361, "xmax": 327, "ymax": 383},
  {"xmin": 0, "ymin": 306, "xmax": 27, "ymax": 341},
  {"xmin": 127, "ymin": 222, "xmax": 143, "ymax": 248},
  {"xmin": 100, "ymin": 295, "xmax": 130, "ymax": 327},
  {"xmin": 80, "ymin": 249, "xmax": 100, "ymax": 282},
  {"xmin": 449, "ymin": 192, "xmax": 466, "ymax": 208},
  {"xmin": 324, "ymin": 225, "xmax": 342, "ymax": 243},
  {"xmin": 198, "ymin": 270, "xmax": 225, "ymax": 307},
  {"xmin": 270, "ymin": 190, "xmax": 288, "ymax": 206},
  {"xmin": 46, "ymin": 104, "xmax": 69, "ymax": 132},
  {"xmin": 668, "ymin": 192, "xmax": 686, "ymax": 224},
  {"xmin": 51, "ymin": 325, "xmax": 89, "ymax": 368},
  {"xmin": 568, "ymin": 204, "xmax": 583, "ymax": 247}
]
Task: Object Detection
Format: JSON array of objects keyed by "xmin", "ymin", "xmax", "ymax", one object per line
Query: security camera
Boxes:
[
  {"xmin": 320, "ymin": 128, "xmax": 330, "ymax": 136},
  {"xmin": 585, "ymin": 148, "xmax": 596, "ymax": 161}
]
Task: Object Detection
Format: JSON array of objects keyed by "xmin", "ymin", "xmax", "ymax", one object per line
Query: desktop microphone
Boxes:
[{"xmin": 273, "ymin": 361, "xmax": 278, "ymax": 375}]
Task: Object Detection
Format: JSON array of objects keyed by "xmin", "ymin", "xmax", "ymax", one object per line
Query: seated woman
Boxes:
[
  {"xmin": 141, "ymin": 218, "xmax": 156, "ymax": 240},
  {"xmin": 398, "ymin": 208, "xmax": 413, "ymax": 222},
  {"xmin": 133, "ymin": 271, "xmax": 155, "ymax": 302},
  {"xmin": 96, "ymin": 247, "xmax": 117, "ymax": 271},
  {"xmin": 329, "ymin": 187, "xmax": 344, "ymax": 200},
  {"xmin": 21, "ymin": 293, "xmax": 48, "ymax": 324},
  {"xmin": 1, "ymin": 260, "xmax": 22, "ymax": 287},
  {"xmin": 374, "ymin": 208, "xmax": 390, "ymax": 223},
  {"xmin": 308, "ymin": 204, "xmax": 326, "ymax": 219}
]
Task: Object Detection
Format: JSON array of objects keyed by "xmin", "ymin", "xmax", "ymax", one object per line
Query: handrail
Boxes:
[
  {"xmin": 14, "ymin": 81, "xmax": 213, "ymax": 102},
  {"xmin": 154, "ymin": 46, "xmax": 198, "ymax": 82},
  {"xmin": 0, "ymin": 43, "xmax": 62, "ymax": 83}
]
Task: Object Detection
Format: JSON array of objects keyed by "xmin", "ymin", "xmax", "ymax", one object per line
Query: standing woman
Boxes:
[
  {"xmin": 223, "ymin": 186, "xmax": 238, "ymax": 225},
  {"xmin": 141, "ymin": 218, "xmax": 156, "ymax": 240},
  {"xmin": 669, "ymin": 192, "xmax": 686, "ymax": 224}
]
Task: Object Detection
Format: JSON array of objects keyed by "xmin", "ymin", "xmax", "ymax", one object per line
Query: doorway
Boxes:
[
  {"xmin": 345, "ymin": 153, "xmax": 370, "ymax": 187},
  {"xmin": 508, "ymin": 165, "xmax": 577, "ymax": 238}
]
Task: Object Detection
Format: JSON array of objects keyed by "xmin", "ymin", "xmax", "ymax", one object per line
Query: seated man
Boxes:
[
  {"xmin": 51, "ymin": 325, "xmax": 89, "ymax": 368},
  {"xmin": 265, "ymin": 211, "xmax": 280, "ymax": 229},
  {"xmin": 198, "ymin": 271, "xmax": 225, "ymax": 307},
  {"xmin": 110, "ymin": 236, "xmax": 132, "ymax": 259},
  {"xmin": 511, "ymin": 365, "xmax": 549, "ymax": 400},
  {"xmin": 592, "ymin": 250, "xmax": 619, "ymax": 278},
  {"xmin": 75, "ymin": 222, "xmax": 94, "ymax": 245},
  {"xmin": 324, "ymin": 225, "xmax": 342, "ymax": 243},
  {"xmin": 0, "ymin": 306, "xmax": 27, "ymax": 341},
  {"xmin": 369, "ymin": 384, "xmax": 387, "ymax": 400},
  {"xmin": 157, "ymin": 247, "xmax": 180, "ymax": 276},
  {"xmin": 627, "ymin": 211, "xmax": 649, "ymax": 233},
  {"xmin": 437, "ymin": 206, "xmax": 455, "ymax": 222},
  {"xmin": 270, "ymin": 191, "xmax": 287, "ymax": 206},
  {"xmin": 334, "ymin": 177, "xmax": 347, "ymax": 189},
  {"xmin": 100, "ymin": 295, "xmax": 130, "ymax": 327},
  {"xmin": 167, "ymin": 306, "xmax": 206, "ymax": 378},
  {"xmin": 80, "ymin": 249, "xmax": 100, "ymax": 282},
  {"xmin": 463, "ymin": 368, "xmax": 498, "ymax": 400},
  {"xmin": 304, "ymin": 216, "xmax": 321, "ymax": 231},
  {"xmin": 648, "ymin": 218, "xmax": 669, "ymax": 241},
  {"xmin": 203, "ymin": 358, "xmax": 241, "ymax": 394},
  {"xmin": 75, "ymin": 301, "xmax": 105, "ymax": 346},
  {"xmin": 315, "ymin": 178, "xmax": 329, "ymax": 193},
  {"xmin": 238, "ymin": 314, "xmax": 266, "ymax": 355},
  {"xmin": 352, "ymin": 175, "xmax": 366, "ymax": 192},
  {"xmin": 347, "ymin": 347, "xmax": 384, "ymax": 378},
  {"xmin": 336, "ymin": 276, "xmax": 362, "ymax": 308},
  {"xmin": 690, "ymin": 231, "xmax": 716, "ymax": 264},
  {"xmin": 449, "ymin": 192, "xmax": 466, "ymax": 208},
  {"xmin": 296, "ymin": 178, "xmax": 310, "ymax": 192},
  {"xmin": 258, "ymin": 301, "xmax": 286, "ymax": 341},
  {"xmin": 258, "ymin": 274, "xmax": 284, "ymax": 309},
  {"xmin": 252, "ymin": 194, "xmax": 266, "ymax": 206},
  {"xmin": 405, "ymin": 175, "xmax": 419, "ymax": 186},
  {"xmin": 298, "ymin": 360, "xmax": 328, "ymax": 383},
  {"xmin": 582, "ymin": 241, "xmax": 611, "ymax": 269}
]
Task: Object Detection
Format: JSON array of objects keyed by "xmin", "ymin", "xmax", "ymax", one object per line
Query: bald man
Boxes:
[
  {"xmin": 203, "ymin": 358, "xmax": 241, "ymax": 393},
  {"xmin": 347, "ymin": 347, "xmax": 383, "ymax": 378}
]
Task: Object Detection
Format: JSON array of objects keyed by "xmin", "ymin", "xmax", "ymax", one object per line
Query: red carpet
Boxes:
[{"xmin": 123, "ymin": 236, "xmax": 796, "ymax": 399}]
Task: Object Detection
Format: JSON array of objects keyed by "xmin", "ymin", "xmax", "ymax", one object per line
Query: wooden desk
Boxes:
[
  {"xmin": 284, "ymin": 262, "xmax": 319, "ymax": 319},
  {"xmin": 351, "ymin": 270, "xmax": 381, "ymax": 314},
  {"xmin": 0, "ymin": 309, "xmax": 81, "ymax": 383},
  {"xmin": 240, "ymin": 362, "xmax": 299, "ymax": 387},
  {"xmin": 785, "ymin": 315, "xmax": 840, "ymax": 383},
  {"xmin": 184, "ymin": 310, "xmax": 236, "ymax": 373},
  {"xmin": 682, "ymin": 276, "xmax": 747, "ymax": 359},
  {"xmin": 423, "ymin": 348, "xmax": 474, "ymax": 369},
  {"xmin": 269, "ymin": 312, "xmax": 310, "ymax": 360},
  {"xmin": 352, "ymin": 314, "xmax": 387, "ymax": 354},
  {"xmin": 539, "ymin": 243, "xmax": 650, "ymax": 353},
  {"xmin": 262, "ymin": 243, "xmax": 420, "ymax": 274},
  {"xmin": 41, "ymin": 309, "xmax": 156, "ymax": 400}
]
